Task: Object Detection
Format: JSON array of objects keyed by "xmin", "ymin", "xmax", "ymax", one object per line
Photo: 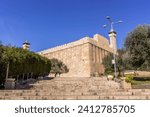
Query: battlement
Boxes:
[
  {"xmin": 38, "ymin": 37, "xmax": 92, "ymax": 54},
  {"xmin": 38, "ymin": 34, "xmax": 113, "ymax": 55}
]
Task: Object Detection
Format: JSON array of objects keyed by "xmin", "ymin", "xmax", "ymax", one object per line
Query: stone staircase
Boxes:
[{"xmin": 0, "ymin": 77, "xmax": 150, "ymax": 100}]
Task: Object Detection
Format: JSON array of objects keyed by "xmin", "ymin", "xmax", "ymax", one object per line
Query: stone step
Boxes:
[
  {"xmin": 40, "ymin": 77, "xmax": 106, "ymax": 80},
  {"xmin": 0, "ymin": 95, "xmax": 150, "ymax": 100},
  {"xmin": 1, "ymin": 77, "xmax": 149, "ymax": 100},
  {"xmin": 1, "ymin": 90, "xmax": 150, "ymax": 97},
  {"xmin": 1, "ymin": 88, "xmax": 150, "ymax": 93}
]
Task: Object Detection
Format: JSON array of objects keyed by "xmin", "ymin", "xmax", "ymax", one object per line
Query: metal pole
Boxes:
[
  {"xmin": 113, "ymin": 51, "xmax": 117, "ymax": 79},
  {"xmin": 111, "ymin": 22, "xmax": 114, "ymax": 31},
  {"xmin": 5, "ymin": 62, "xmax": 9, "ymax": 80},
  {"xmin": 103, "ymin": 16, "xmax": 123, "ymax": 79},
  {"xmin": 112, "ymin": 32, "xmax": 117, "ymax": 79}
]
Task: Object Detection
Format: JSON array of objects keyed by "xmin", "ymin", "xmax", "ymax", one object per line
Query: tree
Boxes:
[
  {"xmin": 0, "ymin": 44, "xmax": 52, "ymax": 85},
  {"xmin": 0, "ymin": 44, "xmax": 7, "ymax": 85},
  {"xmin": 124, "ymin": 25, "xmax": 150, "ymax": 70},
  {"xmin": 50, "ymin": 58, "xmax": 69, "ymax": 77},
  {"xmin": 102, "ymin": 49, "xmax": 126, "ymax": 77},
  {"xmin": 116, "ymin": 49, "xmax": 126, "ymax": 76},
  {"xmin": 102, "ymin": 54, "xmax": 114, "ymax": 75}
]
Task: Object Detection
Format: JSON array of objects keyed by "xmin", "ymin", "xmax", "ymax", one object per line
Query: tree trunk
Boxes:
[{"xmin": 55, "ymin": 73, "xmax": 57, "ymax": 77}]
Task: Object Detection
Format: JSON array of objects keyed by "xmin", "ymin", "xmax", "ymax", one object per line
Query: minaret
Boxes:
[
  {"xmin": 103, "ymin": 16, "xmax": 122, "ymax": 55},
  {"xmin": 22, "ymin": 40, "xmax": 30, "ymax": 50},
  {"xmin": 109, "ymin": 29, "xmax": 117, "ymax": 54},
  {"xmin": 103, "ymin": 16, "xmax": 122, "ymax": 79}
]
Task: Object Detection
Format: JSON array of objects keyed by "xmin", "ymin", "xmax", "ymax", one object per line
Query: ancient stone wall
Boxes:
[{"xmin": 38, "ymin": 34, "xmax": 114, "ymax": 77}]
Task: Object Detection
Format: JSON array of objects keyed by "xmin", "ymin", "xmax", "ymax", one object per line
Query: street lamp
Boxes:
[
  {"xmin": 103, "ymin": 16, "xmax": 123, "ymax": 32},
  {"xmin": 103, "ymin": 16, "xmax": 123, "ymax": 79}
]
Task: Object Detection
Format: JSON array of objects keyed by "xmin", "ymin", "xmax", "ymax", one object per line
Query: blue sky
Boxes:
[{"xmin": 0, "ymin": 0, "xmax": 149, "ymax": 52}]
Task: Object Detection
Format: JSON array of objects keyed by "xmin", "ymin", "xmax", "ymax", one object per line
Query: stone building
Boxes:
[{"xmin": 38, "ymin": 31, "xmax": 117, "ymax": 77}]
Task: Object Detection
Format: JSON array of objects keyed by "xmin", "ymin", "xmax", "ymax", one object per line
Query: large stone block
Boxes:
[
  {"xmin": 121, "ymin": 80, "xmax": 132, "ymax": 89},
  {"xmin": 5, "ymin": 78, "xmax": 15, "ymax": 89}
]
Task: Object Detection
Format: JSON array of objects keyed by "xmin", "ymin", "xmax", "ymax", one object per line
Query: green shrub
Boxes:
[
  {"xmin": 104, "ymin": 68, "xmax": 114, "ymax": 75},
  {"xmin": 125, "ymin": 75, "xmax": 134, "ymax": 83},
  {"xmin": 50, "ymin": 58, "xmax": 69, "ymax": 77}
]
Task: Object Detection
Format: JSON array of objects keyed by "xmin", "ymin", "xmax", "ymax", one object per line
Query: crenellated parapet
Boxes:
[
  {"xmin": 38, "ymin": 37, "xmax": 91, "ymax": 54},
  {"xmin": 38, "ymin": 34, "xmax": 113, "ymax": 55}
]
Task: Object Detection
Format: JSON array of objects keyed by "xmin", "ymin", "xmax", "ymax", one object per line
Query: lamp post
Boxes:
[
  {"xmin": 5, "ymin": 61, "xmax": 10, "ymax": 80},
  {"xmin": 103, "ymin": 16, "xmax": 123, "ymax": 79}
]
